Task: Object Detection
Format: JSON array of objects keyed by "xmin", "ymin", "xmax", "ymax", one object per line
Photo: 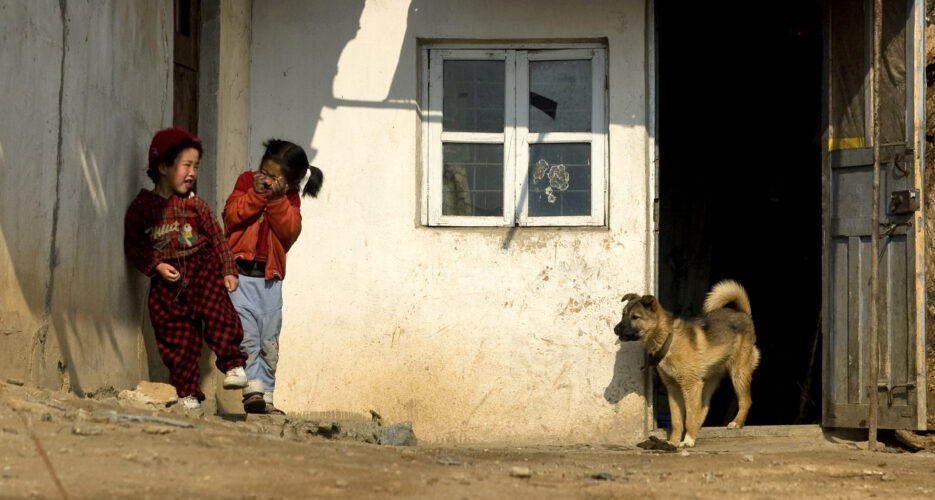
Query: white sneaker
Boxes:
[
  {"xmin": 179, "ymin": 395, "xmax": 201, "ymax": 409},
  {"xmin": 223, "ymin": 367, "xmax": 248, "ymax": 389}
]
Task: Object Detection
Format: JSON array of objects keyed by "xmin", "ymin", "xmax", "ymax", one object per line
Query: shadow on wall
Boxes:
[
  {"xmin": 1, "ymin": 141, "xmax": 165, "ymax": 395},
  {"xmin": 272, "ymin": 0, "xmax": 488, "ymax": 165},
  {"xmin": 603, "ymin": 345, "xmax": 632, "ymax": 404},
  {"xmin": 253, "ymin": 0, "xmax": 379, "ymax": 166},
  {"xmin": 306, "ymin": 0, "xmax": 369, "ymax": 162},
  {"xmin": 382, "ymin": 0, "xmax": 425, "ymax": 108},
  {"xmin": 42, "ymin": 152, "xmax": 164, "ymax": 396}
]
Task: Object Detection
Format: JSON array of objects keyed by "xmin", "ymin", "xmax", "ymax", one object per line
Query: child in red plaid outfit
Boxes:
[{"xmin": 124, "ymin": 128, "xmax": 249, "ymax": 410}]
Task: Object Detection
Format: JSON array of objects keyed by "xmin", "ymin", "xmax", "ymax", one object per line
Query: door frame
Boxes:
[{"xmin": 646, "ymin": 0, "xmax": 660, "ymax": 434}]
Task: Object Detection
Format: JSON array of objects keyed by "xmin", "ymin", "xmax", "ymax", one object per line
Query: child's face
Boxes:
[
  {"xmin": 257, "ymin": 159, "xmax": 286, "ymax": 192},
  {"xmin": 158, "ymin": 147, "xmax": 200, "ymax": 195}
]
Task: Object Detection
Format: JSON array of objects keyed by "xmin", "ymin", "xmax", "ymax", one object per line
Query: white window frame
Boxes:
[{"xmin": 421, "ymin": 45, "xmax": 608, "ymax": 227}]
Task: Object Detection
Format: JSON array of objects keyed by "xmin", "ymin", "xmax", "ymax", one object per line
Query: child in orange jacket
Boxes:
[{"xmin": 224, "ymin": 139, "xmax": 323, "ymax": 414}]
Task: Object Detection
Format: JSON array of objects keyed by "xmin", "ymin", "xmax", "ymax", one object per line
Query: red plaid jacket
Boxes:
[{"xmin": 124, "ymin": 190, "xmax": 238, "ymax": 278}]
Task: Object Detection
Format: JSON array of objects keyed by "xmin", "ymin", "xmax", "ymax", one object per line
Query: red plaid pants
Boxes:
[{"xmin": 148, "ymin": 249, "xmax": 246, "ymax": 400}]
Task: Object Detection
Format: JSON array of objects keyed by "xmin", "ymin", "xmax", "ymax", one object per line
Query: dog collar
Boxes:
[{"xmin": 648, "ymin": 329, "xmax": 674, "ymax": 366}]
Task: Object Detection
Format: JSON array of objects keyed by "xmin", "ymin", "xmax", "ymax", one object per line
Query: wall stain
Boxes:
[
  {"xmin": 558, "ymin": 296, "xmax": 595, "ymax": 317},
  {"xmin": 460, "ymin": 388, "xmax": 495, "ymax": 429},
  {"xmin": 389, "ymin": 325, "xmax": 404, "ymax": 347}
]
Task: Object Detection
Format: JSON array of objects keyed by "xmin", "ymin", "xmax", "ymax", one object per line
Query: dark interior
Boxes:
[{"xmin": 655, "ymin": 1, "xmax": 824, "ymax": 426}]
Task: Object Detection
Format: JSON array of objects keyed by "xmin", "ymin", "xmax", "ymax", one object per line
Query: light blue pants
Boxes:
[{"xmin": 228, "ymin": 275, "xmax": 282, "ymax": 394}]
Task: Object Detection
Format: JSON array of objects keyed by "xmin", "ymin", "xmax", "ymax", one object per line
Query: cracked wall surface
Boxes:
[
  {"xmin": 0, "ymin": 0, "xmax": 62, "ymax": 387},
  {"xmin": 0, "ymin": 0, "xmax": 173, "ymax": 394}
]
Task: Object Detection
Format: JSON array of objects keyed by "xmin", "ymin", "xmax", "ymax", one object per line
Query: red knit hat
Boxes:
[{"xmin": 148, "ymin": 127, "xmax": 202, "ymax": 164}]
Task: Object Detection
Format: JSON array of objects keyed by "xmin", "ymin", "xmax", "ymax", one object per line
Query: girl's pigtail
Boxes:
[{"xmin": 302, "ymin": 165, "xmax": 324, "ymax": 198}]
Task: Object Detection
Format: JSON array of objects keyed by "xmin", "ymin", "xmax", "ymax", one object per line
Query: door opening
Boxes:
[
  {"xmin": 656, "ymin": 1, "xmax": 823, "ymax": 426},
  {"xmin": 174, "ymin": 0, "xmax": 200, "ymax": 134}
]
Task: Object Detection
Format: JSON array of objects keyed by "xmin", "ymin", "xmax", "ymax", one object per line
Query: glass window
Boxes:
[
  {"xmin": 424, "ymin": 47, "xmax": 606, "ymax": 227},
  {"xmin": 528, "ymin": 143, "xmax": 591, "ymax": 217},
  {"xmin": 828, "ymin": 0, "xmax": 908, "ymax": 150},
  {"xmin": 443, "ymin": 61, "xmax": 505, "ymax": 133},
  {"xmin": 443, "ymin": 143, "xmax": 504, "ymax": 216},
  {"xmin": 529, "ymin": 60, "xmax": 592, "ymax": 133},
  {"xmin": 829, "ymin": 0, "xmax": 866, "ymax": 150},
  {"xmin": 879, "ymin": 0, "xmax": 907, "ymax": 145}
]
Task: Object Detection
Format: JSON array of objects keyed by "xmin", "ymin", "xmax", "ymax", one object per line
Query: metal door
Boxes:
[{"xmin": 822, "ymin": 0, "xmax": 926, "ymax": 429}]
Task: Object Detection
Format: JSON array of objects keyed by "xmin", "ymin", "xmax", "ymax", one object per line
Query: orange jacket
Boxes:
[{"xmin": 224, "ymin": 171, "xmax": 302, "ymax": 280}]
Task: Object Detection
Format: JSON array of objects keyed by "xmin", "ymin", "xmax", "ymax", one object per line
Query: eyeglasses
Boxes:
[{"xmin": 258, "ymin": 169, "xmax": 285, "ymax": 184}]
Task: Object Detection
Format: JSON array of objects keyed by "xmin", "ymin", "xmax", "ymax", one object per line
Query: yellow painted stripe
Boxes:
[{"xmin": 828, "ymin": 137, "xmax": 866, "ymax": 150}]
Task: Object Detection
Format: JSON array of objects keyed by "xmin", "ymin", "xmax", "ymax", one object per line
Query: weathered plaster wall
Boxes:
[
  {"xmin": 0, "ymin": 0, "xmax": 173, "ymax": 393},
  {"xmin": 0, "ymin": 0, "xmax": 61, "ymax": 385},
  {"xmin": 213, "ymin": 0, "xmax": 252, "ymax": 213},
  {"xmin": 198, "ymin": 0, "xmax": 254, "ymax": 414},
  {"xmin": 249, "ymin": 0, "xmax": 650, "ymax": 443},
  {"xmin": 197, "ymin": 0, "xmax": 252, "ymax": 215}
]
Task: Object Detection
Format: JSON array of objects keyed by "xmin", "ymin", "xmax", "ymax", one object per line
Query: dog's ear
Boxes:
[
  {"xmin": 621, "ymin": 293, "xmax": 641, "ymax": 303},
  {"xmin": 639, "ymin": 295, "xmax": 658, "ymax": 310}
]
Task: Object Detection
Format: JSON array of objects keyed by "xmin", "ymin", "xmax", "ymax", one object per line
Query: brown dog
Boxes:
[{"xmin": 613, "ymin": 280, "xmax": 760, "ymax": 448}]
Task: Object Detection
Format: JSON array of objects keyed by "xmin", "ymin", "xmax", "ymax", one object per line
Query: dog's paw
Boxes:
[
  {"xmin": 678, "ymin": 437, "xmax": 696, "ymax": 448},
  {"xmin": 727, "ymin": 421, "xmax": 742, "ymax": 429}
]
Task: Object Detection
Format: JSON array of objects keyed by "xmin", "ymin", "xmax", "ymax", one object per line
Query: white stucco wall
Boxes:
[
  {"xmin": 0, "ymin": 0, "xmax": 173, "ymax": 392},
  {"xmin": 249, "ymin": 0, "xmax": 651, "ymax": 443}
]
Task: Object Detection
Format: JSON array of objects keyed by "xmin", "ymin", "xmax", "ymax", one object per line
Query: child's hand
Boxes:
[
  {"xmin": 269, "ymin": 176, "xmax": 288, "ymax": 199},
  {"xmin": 253, "ymin": 173, "xmax": 272, "ymax": 197},
  {"xmin": 155, "ymin": 263, "xmax": 181, "ymax": 283},
  {"xmin": 224, "ymin": 274, "xmax": 239, "ymax": 293}
]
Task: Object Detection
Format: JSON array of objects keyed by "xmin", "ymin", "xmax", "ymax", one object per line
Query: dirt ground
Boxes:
[{"xmin": 2, "ymin": 382, "xmax": 935, "ymax": 499}]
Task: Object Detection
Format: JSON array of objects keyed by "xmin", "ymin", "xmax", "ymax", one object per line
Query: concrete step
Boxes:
[{"xmin": 651, "ymin": 424, "xmax": 825, "ymax": 440}]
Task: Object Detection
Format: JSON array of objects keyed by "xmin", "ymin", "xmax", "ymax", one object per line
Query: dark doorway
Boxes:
[
  {"xmin": 174, "ymin": 0, "xmax": 200, "ymax": 134},
  {"xmin": 655, "ymin": 1, "xmax": 823, "ymax": 426}
]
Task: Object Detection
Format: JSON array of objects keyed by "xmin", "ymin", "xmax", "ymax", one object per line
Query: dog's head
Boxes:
[{"xmin": 614, "ymin": 293, "xmax": 662, "ymax": 342}]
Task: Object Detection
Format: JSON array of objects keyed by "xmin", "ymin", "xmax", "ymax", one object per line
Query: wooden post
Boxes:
[{"xmin": 868, "ymin": 0, "xmax": 882, "ymax": 451}]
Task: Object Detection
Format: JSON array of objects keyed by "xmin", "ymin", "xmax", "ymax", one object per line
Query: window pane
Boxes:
[
  {"xmin": 879, "ymin": 0, "xmax": 906, "ymax": 144},
  {"xmin": 529, "ymin": 60, "xmax": 592, "ymax": 133},
  {"xmin": 528, "ymin": 143, "xmax": 591, "ymax": 217},
  {"xmin": 829, "ymin": 0, "xmax": 865, "ymax": 149},
  {"xmin": 443, "ymin": 61, "xmax": 505, "ymax": 133},
  {"xmin": 443, "ymin": 143, "xmax": 504, "ymax": 216}
]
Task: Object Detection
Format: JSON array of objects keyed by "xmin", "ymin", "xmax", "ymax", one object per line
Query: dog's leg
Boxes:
[
  {"xmin": 698, "ymin": 377, "xmax": 721, "ymax": 427},
  {"xmin": 727, "ymin": 370, "xmax": 753, "ymax": 429},
  {"xmin": 728, "ymin": 356, "xmax": 755, "ymax": 428},
  {"xmin": 680, "ymin": 380, "xmax": 704, "ymax": 448},
  {"xmin": 659, "ymin": 374, "xmax": 684, "ymax": 445}
]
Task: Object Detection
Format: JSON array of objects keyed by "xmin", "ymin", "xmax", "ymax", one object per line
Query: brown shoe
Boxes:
[
  {"xmin": 242, "ymin": 393, "xmax": 266, "ymax": 414},
  {"xmin": 264, "ymin": 404, "xmax": 286, "ymax": 415}
]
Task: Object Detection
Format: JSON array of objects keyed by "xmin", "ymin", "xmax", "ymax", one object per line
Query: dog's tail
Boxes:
[{"xmin": 703, "ymin": 280, "xmax": 752, "ymax": 316}]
